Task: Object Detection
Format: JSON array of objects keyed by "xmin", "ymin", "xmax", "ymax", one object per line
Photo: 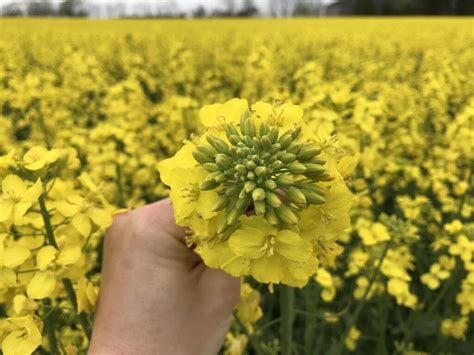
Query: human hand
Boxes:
[{"xmin": 88, "ymin": 199, "xmax": 241, "ymax": 355}]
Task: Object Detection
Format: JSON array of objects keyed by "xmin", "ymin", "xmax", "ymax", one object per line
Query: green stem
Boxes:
[
  {"xmin": 42, "ymin": 299, "xmax": 59, "ymax": 354},
  {"xmin": 332, "ymin": 241, "xmax": 391, "ymax": 355},
  {"xmin": 38, "ymin": 191, "xmax": 92, "ymax": 341},
  {"xmin": 280, "ymin": 285, "xmax": 294, "ymax": 355}
]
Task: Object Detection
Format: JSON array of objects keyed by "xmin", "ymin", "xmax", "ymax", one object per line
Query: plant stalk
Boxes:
[{"xmin": 280, "ymin": 285, "xmax": 295, "ymax": 355}]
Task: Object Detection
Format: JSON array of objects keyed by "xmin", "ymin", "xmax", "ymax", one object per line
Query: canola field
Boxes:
[{"xmin": 0, "ymin": 18, "xmax": 473, "ymax": 354}]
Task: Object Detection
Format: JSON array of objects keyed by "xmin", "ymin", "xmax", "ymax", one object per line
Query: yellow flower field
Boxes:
[{"xmin": 0, "ymin": 18, "xmax": 473, "ymax": 354}]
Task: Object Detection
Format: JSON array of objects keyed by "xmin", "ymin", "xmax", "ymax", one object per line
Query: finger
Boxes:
[{"xmin": 200, "ymin": 267, "xmax": 241, "ymax": 310}]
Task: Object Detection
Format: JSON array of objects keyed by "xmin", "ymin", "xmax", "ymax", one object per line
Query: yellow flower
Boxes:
[
  {"xmin": 224, "ymin": 333, "xmax": 248, "ymax": 355},
  {"xmin": 358, "ymin": 222, "xmax": 390, "ymax": 246},
  {"xmin": 228, "ymin": 216, "xmax": 316, "ymax": 286},
  {"xmin": 158, "ymin": 141, "xmax": 219, "ymax": 224},
  {"xmin": 200, "ymin": 98, "xmax": 249, "ymax": 128},
  {"xmin": 0, "ymin": 244, "xmax": 31, "ymax": 269},
  {"xmin": 26, "ymin": 271, "xmax": 56, "ymax": 300},
  {"xmin": 441, "ymin": 317, "xmax": 468, "ymax": 340},
  {"xmin": 55, "ymin": 194, "xmax": 113, "ymax": 237},
  {"xmin": 0, "ymin": 175, "xmax": 42, "ymax": 225},
  {"xmin": 236, "ymin": 283, "xmax": 262, "ymax": 333},
  {"xmin": 22, "ymin": 146, "xmax": 61, "ymax": 171},
  {"xmin": 76, "ymin": 277, "xmax": 99, "ymax": 314},
  {"xmin": 344, "ymin": 326, "xmax": 361, "ymax": 351},
  {"xmin": 315, "ymin": 268, "xmax": 336, "ymax": 302},
  {"xmin": 1, "ymin": 315, "xmax": 42, "ymax": 355}
]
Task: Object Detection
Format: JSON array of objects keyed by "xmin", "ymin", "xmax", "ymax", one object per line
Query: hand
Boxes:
[{"xmin": 89, "ymin": 199, "xmax": 240, "ymax": 355}]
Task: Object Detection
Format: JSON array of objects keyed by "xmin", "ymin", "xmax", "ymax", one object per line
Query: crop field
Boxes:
[{"xmin": 0, "ymin": 18, "xmax": 473, "ymax": 354}]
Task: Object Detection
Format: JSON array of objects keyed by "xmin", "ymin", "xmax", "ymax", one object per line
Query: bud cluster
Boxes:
[{"xmin": 193, "ymin": 113, "xmax": 332, "ymax": 239}]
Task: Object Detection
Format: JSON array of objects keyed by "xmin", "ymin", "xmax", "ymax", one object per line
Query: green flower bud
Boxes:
[
  {"xmin": 265, "ymin": 206, "xmax": 279, "ymax": 225},
  {"xmin": 193, "ymin": 147, "xmax": 214, "ymax": 164},
  {"xmin": 270, "ymin": 143, "xmax": 282, "ymax": 154},
  {"xmin": 213, "ymin": 195, "xmax": 228, "ymax": 212},
  {"xmin": 200, "ymin": 179, "xmax": 220, "ymax": 191},
  {"xmin": 215, "ymin": 173, "xmax": 228, "ymax": 183},
  {"xmin": 224, "ymin": 168, "xmax": 235, "ymax": 176},
  {"xmin": 269, "ymin": 126, "xmax": 279, "ymax": 143},
  {"xmin": 309, "ymin": 158, "xmax": 326, "ymax": 165},
  {"xmin": 290, "ymin": 126, "xmax": 302, "ymax": 139},
  {"xmin": 260, "ymin": 121, "xmax": 270, "ymax": 136},
  {"xmin": 215, "ymin": 154, "xmax": 233, "ymax": 169},
  {"xmin": 275, "ymin": 204, "xmax": 299, "ymax": 225},
  {"xmin": 203, "ymin": 162, "xmax": 220, "ymax": 172},
  {"xmin": 302, "ymin": 189, "xmax": 325, "ymax": 204},
  {"xmin": 287, "ymin": 143, "xmax": 302, "ymax": 154},
  {"xmin": 205, "ymin": 171, "xmax": 221, "ymax": 181},
  {"xmin": 287, "ymin": 186, "xmax": 306, "ymax": 206},
  {"xmin": 264, "ymin": 179, "xmax": 277, "ymax": 190},
  {"xmin": 271, "ymin": 160, "xmax": 284, "ymax": 170},
  {"xmin": 207, "ymin": 135, "xmax": 230, "ymax": 154},
  {"xmin": 266, "ymin": 191, "xmax": 282, "ymax": 208},
  {"xmin": 229, "ymin": 135, "xmax": 241, "ymax": 145},
  {"xmin": 296, "ymin": 182, "xmax": 326, "ymax": 195},
  {"xmin": 278, "ymin": 134, "xmax": 293, "ymax": 150},
  {"xmin": 246, "ymin": 160, "xmax": 256, "ymax": 170},
  {"xmin": 236, "ymin": 148, "xmax": 247, "ymax": 158},
  {"xmin": 244, "ymin": 181, "xmax": 257, "ymax": 192},
  {"xmin": 244, "ymin": 135, "xmax": 253, "ymax": 147},
  {"xmin": 254, "ymin": 201, "xmax": 266, "ymax": 216},
  {"xmin": 280, "ymin": 153, "xmax": 297, "ymax": 164},
  {"xmin": 227, "ymin": 208, "xmax": 241, "ymax": 225},
  {"xmin": 261, "ymin": 136, "xmax": 272, "ymax": 150},
  {"xmin": 241, "ymin": 117, "xmax": 256, "ymax": 137},
  {"xmin": 236, "ymin": 194, "xmax": 251, "ymax": 210},
  {"xmin": 277, "ymin": 174, "xmax": 294, "ymax": 186},
  {"xmin": 297, "ymin": 145, "xmax": 321, "ymax": 161},
  {"xmin": 255, "ymin": 166, "xmax": 267, "ymax": 177},
  {"xmin": 225, "ymin": 123, "xmax": 240, "ymax": 140},
  {"xmin": 305, "ymin": 163, "xmax": 325, "ymax": 175},
  {"xmin": 225, "ymin": 184, "xmax": 242, "ymax": 196},
  {"xmin": 252, "ymin": 188, "xmax": 266, "ymax": 201},
  {"xmin": 235, "ymin": 164, "xmax": 247, "ymax": 174},
  {"xmin": 287, "ymin": 162, "xmax": 307, "ymax": 174},
  {"xmin": 319, "ymin": 172, "xmax": 334, "ymax": 181},
  {"xmin": 247, "ymin": 171, "xmax": 256, "ymax": 180}
]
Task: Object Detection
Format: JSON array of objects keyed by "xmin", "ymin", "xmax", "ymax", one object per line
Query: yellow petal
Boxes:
[
  {"xmin": 71, "ymin": 213, "xmax": 92, "ymax": 237},
  {"xmin": 55, "ymin": 200, "xmax": 80, "ymax": 217},
  {"xmin": 2, "ymin": 175, "xmax": 27, "ymax": 197},
  {"xmin": 1, "ymin": 245, "xmax": 31, "ymax": 269},
  {"xmin": 88, "ymin": 206, "xmax": 113, "ymax": 229},
  {"xmin": 1, "ymin": 315, "xmax": 42, "ymax": 355},
  {"xmin": 13, "ymin": 202, "xmax": 32, "ymax": 225},
  {"xmin": 0, "ymin": 201, "xmax": 13, "ymax": 222},
  {"xmin": 36, "ymin": 246, "xmax": 58, "ymax": 270},
  {"xmin": 0, "ymin": 267, "xmax": 17, "ymax": 287},
  {"xmin": 57, "ymin": 245, "xmax": 81, "ymax": 266},
  {"xmin": 199, "ymin": 98, "xmax": 248, "ymax": 128},
  {"xmin": 27, "ymin": 271, "xmax": 56, "ymax": 299},
  {"xmin": 21, "ymin": 179, "xmax": 42, "ymax": 203},
  {"xmin": 274, "ymin": 230, "xmax": 312, "ymax": 261},
  {"xmin": 251, "ymin": 256, "xmax": 284, "ymax": 284}
]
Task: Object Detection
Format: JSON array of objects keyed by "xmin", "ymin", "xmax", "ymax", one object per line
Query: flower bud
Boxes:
[
  {"xmin": 225, "ymin": 123, "xmax": 239, "ymax": 140},
  {"xmin": 276, "ymin": 204, "xmax": 299, "ymax": 225},
  {"xmin": 246, "ymin": 160, "xmax": 256, "ymax": 170},
  {"xmin": 287, "ymin": 187, "xmax": 307, "ymax": 206},
  {"xmin": 287, "ymin": 162, "xmax": 307, "ymax": 174},
  {"xmin": 287, "ymin": 143, "xmax": 302, "ymax": 154},
  {"xmin": 236, "ymin": 195, "xmax": 251, "ymax": 210},
  {"xmin": 264, "ymin": 179, "xmax": 277, "ymax": 190},
  {"xmin": 297, "ymin": 145, "xmax": 322, "ymax": 161},
  {"xmin": 302, "ymin": 189, "xmax": 325, "ymax": 204},
  {"xmin": 215, "ymin": 154, "xmax": 233, "ymax": 169},
  {"xmin": 277, "ymin": 174, "xmax": 294, "ymax": 186},
  {"xmin": 252, "ymin": 188, "xmax": 266, "ymax": 201},
  {"xmin": 278, "ymin": 133, "xmax": 293, "ymax": 150},
  {"xmin": 270, "ymin": 143, "xmax": 282, "ymax": 154},
  {"xmin": 280, "ymin": 153, "xmax": 297, "ymax": 164},
  {"xmin": 200, "ymin": 179, "xmax": 220, "ymax": 191},
  {"xmin": 193, "ymin": 147, "xmax": 214, "ymax": 164},
  {"xmin": 225, "ymin": 184, "xmax": 241, "ymax": 196},
  {"xmin": 260, "ymin": 121, "xmax": 270, "ymax": 136},
  {"xmin": 265, "ymin": 206, "xmax": 279, "ymax": 225},
  {"xmin": 266, "ymin": 191, "xmax": 282, "ymax": 208},
  {"xmin": 244, "ymin": 181, "xmax": 257, "ymax": 192},
  {"xmin": 269, "ymin": 126, "xmax": 279, "ymax": 143},
  {"xmin": 305, "ymin": 163, "xmax": 325, "ymax": 175},
  {"xmin": 254, "ymin": 201, "xmax": 266, "ymax": 216},
  {"xmin": 203, "ymin": 162, "xmax": 220, "ymax": 172},
  {"xmin": 215, "ymin": 173, "xmax": 228, "ymax": 183},
  {"xmin": 235, "ymin": 164, "xmax": 247, "ymax": 174},
  {"xmin": 261, "ymin": 136, "xmax": 272, "ymax": 150},
  {"xmin": 255, "ymin": 166, "xmax": 267, "ymax": 177},
  {"xmin": 229, "ymin": 135, "xmax": 241, "ymax": 145},
  {"xmin": 213, "ymin": 195, "xmax": 228, "ymax": 212},
  {"xmin": 227, "ymin": 209, "xmax": 241, "ymax": 225},
  {"xmin": 247, "ymin": 171, "xmax": 256, "ymax": 180},
  {"xmin": 290, "ymin": 126, "xmax": 302, "ymax": 139},
  {"xmin": 207, "ymin": 135, "xmax": 229, "ymax": 154}
]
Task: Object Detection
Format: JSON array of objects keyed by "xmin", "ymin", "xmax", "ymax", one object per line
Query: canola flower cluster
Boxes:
[{"xmin": 0, "ymin": 18, "xmax": 473, "ymax": 354}]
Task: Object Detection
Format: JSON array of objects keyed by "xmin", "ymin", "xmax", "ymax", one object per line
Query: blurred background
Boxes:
[{"xmin": 1, "ymin": 0, "xmax": 473, "ymax": 18}]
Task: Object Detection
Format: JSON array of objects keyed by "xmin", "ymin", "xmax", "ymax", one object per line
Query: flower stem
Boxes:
[
  {"xmin": 280, "ymin": 285, "xmax": 294, "ymax": 355},
  {"xmin": 42, "ymin": 298, "xmax": 59, "ymax": 354},
  {"xmin": 38, "ymin": 191, "xmax": 92, "ymax": 341}
]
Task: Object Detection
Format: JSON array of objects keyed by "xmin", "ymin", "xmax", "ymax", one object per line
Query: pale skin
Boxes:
[{"xmin": 89, "ymin": 199, "xmax": 241, "ymax": 355}]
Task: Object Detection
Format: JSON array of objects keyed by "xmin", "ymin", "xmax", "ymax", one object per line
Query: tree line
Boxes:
[{"xmin": 1, "ymin": 0, "xmax": 473, "ymax": 18}]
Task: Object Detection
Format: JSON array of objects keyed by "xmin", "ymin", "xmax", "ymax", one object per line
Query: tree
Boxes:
[
  {"xmin": 58, "ymin": 0, "xmax": 88, "ymax": 17},
  {"xmin": 455, "ymin": 0, "xmax": 474, "ymax": 14},
  {"xmin": 26, "ymin": 1, "xmax": 56, "ymax": 16},
  {"xmin": 293, "ymin": 0, "xmax": 319, "ymax": 16},
  {"xmin": 1, "ymin": 2, "xmax": 23, "ymax": 17},
  {"xmin": 192, "ymin": 5, "xmax": 206, "ymax": 18},
  {"xmin": 238, "ymin": 0, "xmax": 259, "ymax": 16}
]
